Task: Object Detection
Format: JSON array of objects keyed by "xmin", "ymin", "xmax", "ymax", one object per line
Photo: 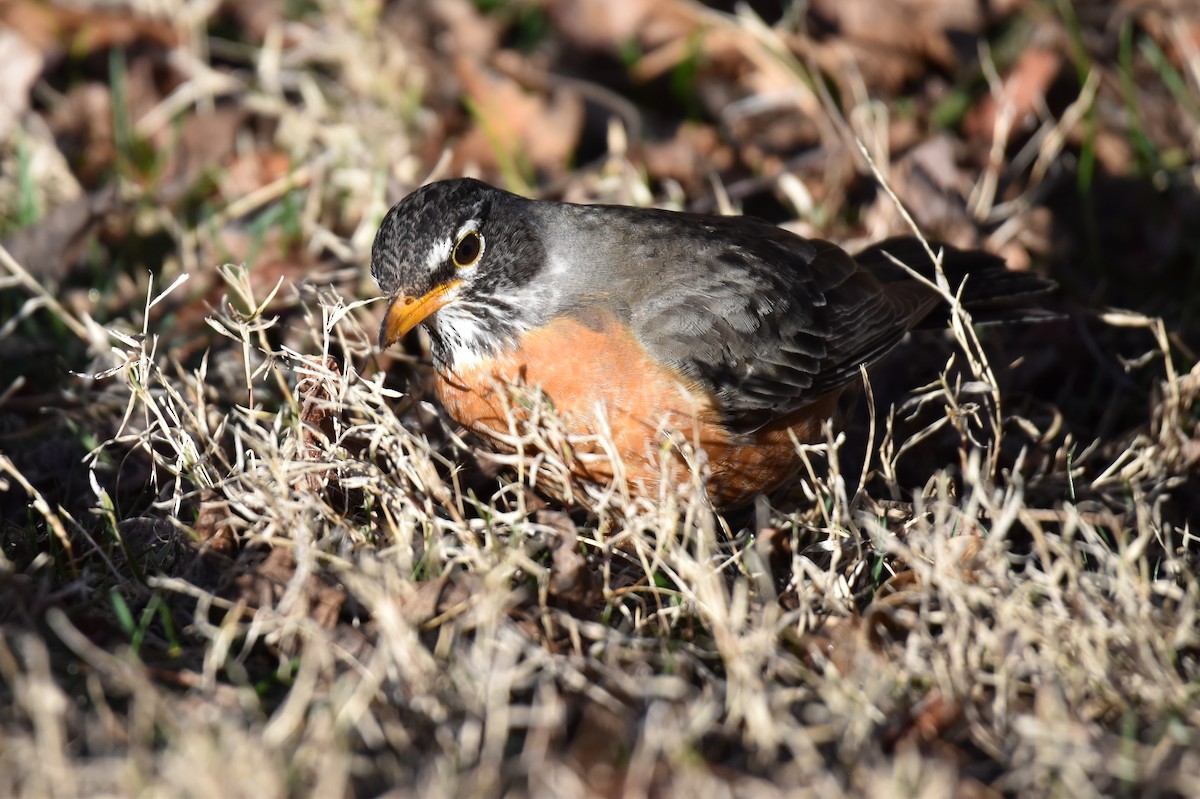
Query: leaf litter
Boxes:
[{"xmin": 1, "ymin": 0, "xmax": 1200, "ymax": 796}]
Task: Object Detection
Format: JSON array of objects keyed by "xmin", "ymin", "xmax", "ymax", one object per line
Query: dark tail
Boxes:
[{"xmin": 853, "ymin": 237, "xmax": 1058, "ymax": 326}]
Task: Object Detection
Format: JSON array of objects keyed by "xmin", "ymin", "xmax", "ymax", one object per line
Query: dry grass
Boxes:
[{"xmin": 3, "ymin": 1, "xmax": 1200, "ymax": 797}]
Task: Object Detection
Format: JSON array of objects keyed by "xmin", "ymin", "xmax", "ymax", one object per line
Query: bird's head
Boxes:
[{"xmin": 371, "ymin": 178, "xmax": 547, "ymax": 368}]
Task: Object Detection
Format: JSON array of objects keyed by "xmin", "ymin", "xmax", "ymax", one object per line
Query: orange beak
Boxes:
[{"xmin": 378, "ymin": 280, "xmax": 461, "ymax": 349}]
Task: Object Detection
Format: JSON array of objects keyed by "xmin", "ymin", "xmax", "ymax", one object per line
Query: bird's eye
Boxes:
[{"xmin": 452, "ymin": 230, "xmax": 484, "ymax": 268}]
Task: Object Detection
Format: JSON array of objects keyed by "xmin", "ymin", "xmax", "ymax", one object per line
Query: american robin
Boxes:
[{"xmin": 372, "ymin": 178, "xmax": 1052, "ymax": 508}]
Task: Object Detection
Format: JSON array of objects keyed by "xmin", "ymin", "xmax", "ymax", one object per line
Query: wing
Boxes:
[{"xmin": 624, "ymin": 216, "xmax": 940, "ymax": 435}]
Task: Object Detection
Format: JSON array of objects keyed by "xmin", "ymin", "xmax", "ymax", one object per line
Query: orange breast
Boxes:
[{"xmin": 434, "ymin": 313, "xmax": 838, "ymax": 508}]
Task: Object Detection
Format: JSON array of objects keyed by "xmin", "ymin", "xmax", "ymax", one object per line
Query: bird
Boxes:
[{"xmin": 371, "ymin": 178, "xmax": 1053, "ymax": 508}]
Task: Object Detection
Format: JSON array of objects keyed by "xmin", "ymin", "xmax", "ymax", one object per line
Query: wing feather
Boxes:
[{"xmin": 617, "ymin": 217, "xmax": 941, "ymax": 433}]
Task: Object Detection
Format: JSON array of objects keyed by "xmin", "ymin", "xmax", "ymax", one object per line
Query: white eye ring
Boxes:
[{"xmin": 452, "ymin": 229, "xmax": 484, "ymax": 269}]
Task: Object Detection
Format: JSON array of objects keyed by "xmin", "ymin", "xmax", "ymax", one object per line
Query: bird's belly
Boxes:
[{"xmin": 434, "ymin": 314, "xmax": 834, "ymax": 508}]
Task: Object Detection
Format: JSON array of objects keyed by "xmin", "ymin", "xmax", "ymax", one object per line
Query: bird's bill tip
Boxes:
[{"xmin": 378, "ymin": 280, "xmax": 461, "ymax": 349}]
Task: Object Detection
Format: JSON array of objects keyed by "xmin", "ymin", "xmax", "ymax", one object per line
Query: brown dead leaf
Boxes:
[
  {"xmin": 193, "ymin": 493, "xmax": 241, "ymax": 557},
  {"xmin": 543, "ymin": 0, "xmax": 694, "ymax": 57},
  {"xmin": 543, "ymin": 511, "xmax": 601, "ymax": 606},
  {"xmin": 424, "ymin": 0, "xmax": 583, "ymax": 178},
  {"xmin": 229, "ymin": 546, "xmax": 346, "ymax": 629},
  {"xmin": 552, "ymin": 1, "xmax": 815, "ymax": 130},
  {"xmin": 215, "ymin": 0, "xmax": 287, "ymax": 46},
  {"xmin": 429, "ymin": 0, "xmax": 502, "ymax": 58},
  {"xmin": 1093, "ymin": 128, "xmax": 1135, "ymax": 176},
  {"xmin": 877, "ymin": 135, "xmax": 977, "ymax": 247},
  {"xmin": 809, "ymin": 0, "xmax": 985, "ymax": 85},
  {"xmin": 721, "ymin": 100, "xmax": 824, "ymax": 177},
  {"xmin": 964, "ymin": 47, "xmax": 1064, "ymax": 143},
  {"xmin": 451, "ymin": 54, "xmax": 584, "ymax": 178},
  {"xmin": 46, "ymin": 47, "xmax": 176, "ymax": 186},
  {"xmin": 1124, "ymin": 0, "xmax": 1200, "ymax": 74},
  {"xmin": 0, "ymin": 0, "xmax": 178, "ymax": 57},
  {"xmin": 563, "ymin": 696, "xmax": 639, "ymax": 798},
  {"xmin": 177, "ymin": 496, "xmax": 349, "ymax": 630},
  {"xmin": 787, "ymin": 614, "xmax": 874, "ymax": 677},
  {"xmin": 222, "ymin": 148, "xmax": 293, "ymax": 202},
  {"xmin": 46, "ymin": 83, "xmax": 115, "ymax": 184},
  {"xmin": 875, "ymin": 568, "xmax": 922, "ymax": 600},
  {"xmin": 881, "ymin": 690, "xmax": 965, "ymax": 752},
  {"xmin": 397, "ymin": 573, "xmax": 482, "ymax": 628},
  {"xmin": 156, "ymin": 107, "xmax": 247, "ymax": 205},
  {"xmin": 945, "ymin": 534, "xmax": 986, "ymax": 578},
  {"xmin": 165, "ymin": 494, "xmax": 242, "ymax": 592},
  {"xmin": 1, "ymin": 184, "xmax": 121, "ymax": 284},
  {"xmin": 641, "ymin": 123, "xmax": 736, "ymax": 197}
]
